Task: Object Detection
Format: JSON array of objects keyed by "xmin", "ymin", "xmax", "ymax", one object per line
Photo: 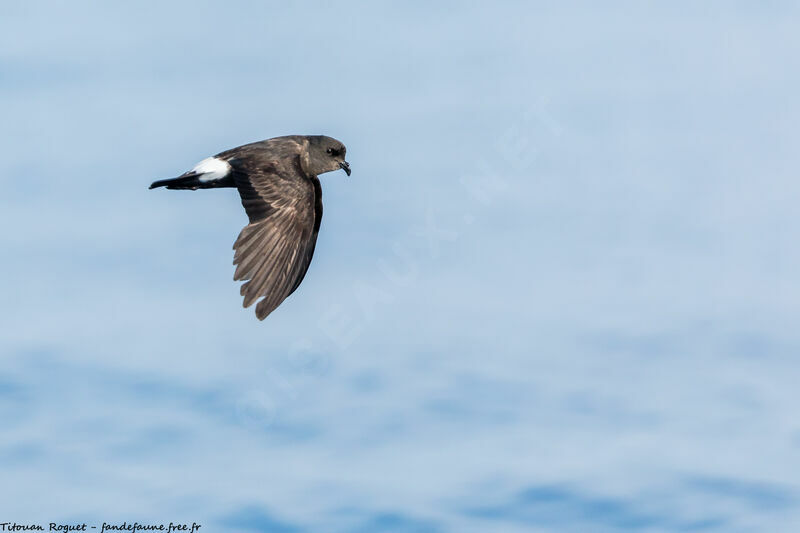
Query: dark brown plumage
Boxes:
[{"xmin": 150, "ymin": 135, "xmax": 350, "ymax": 320}]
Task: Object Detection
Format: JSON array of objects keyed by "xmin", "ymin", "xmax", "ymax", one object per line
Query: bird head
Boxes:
[{"xmin": 306, "ymin": 135, "xmax": 351, "ymax": 177}]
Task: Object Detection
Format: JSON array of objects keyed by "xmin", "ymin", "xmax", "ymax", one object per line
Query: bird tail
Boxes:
[{"xmin": 149, "ymin": 173, "xmax": 235, "ymax": 190}]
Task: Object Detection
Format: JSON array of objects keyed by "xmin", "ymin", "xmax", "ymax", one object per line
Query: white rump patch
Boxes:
[{"xmin": 192, "ymin": 157, "xmax": 231, "ymax": 182}]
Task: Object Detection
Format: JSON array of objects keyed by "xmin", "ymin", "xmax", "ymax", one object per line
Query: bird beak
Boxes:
[{"xmin": 339, "ymin": 161, "xmax": 351, "ymax": 176}]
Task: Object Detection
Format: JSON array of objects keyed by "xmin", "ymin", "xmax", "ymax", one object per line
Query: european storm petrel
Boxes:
[{"xmin": 150, "ymin": 135, "xmax": 351, "ymax": 320}]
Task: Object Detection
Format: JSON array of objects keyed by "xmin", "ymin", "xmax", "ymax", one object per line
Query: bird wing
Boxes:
[{"xmin": 222, "ymin": 140, "xmax": 322, "ymax": 320}]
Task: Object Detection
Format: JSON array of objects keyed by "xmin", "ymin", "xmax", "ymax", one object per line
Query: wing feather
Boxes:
[{"xmin": 223, "ymin": 138, "xmax": 322, "ymax": 320}]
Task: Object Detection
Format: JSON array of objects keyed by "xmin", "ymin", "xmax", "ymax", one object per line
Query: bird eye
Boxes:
[{"xmin": 327, "ymin": 147, "xmax": 339, "ymax": 156}]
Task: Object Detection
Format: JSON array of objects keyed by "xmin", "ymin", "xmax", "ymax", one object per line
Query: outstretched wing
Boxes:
[{"xmin": 223, "ymin": 139, "xmax": 322, "ymax": 320}]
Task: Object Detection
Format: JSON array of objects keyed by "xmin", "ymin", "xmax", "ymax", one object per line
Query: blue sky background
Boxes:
[{"xmin": 2, "ymin": 2, "xmax": 800, "ymax": 532}]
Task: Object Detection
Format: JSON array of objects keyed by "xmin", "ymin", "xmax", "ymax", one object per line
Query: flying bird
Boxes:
[{"xmin": 150, "ymin": 135, "xmax": 351, "ymax": 320}]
